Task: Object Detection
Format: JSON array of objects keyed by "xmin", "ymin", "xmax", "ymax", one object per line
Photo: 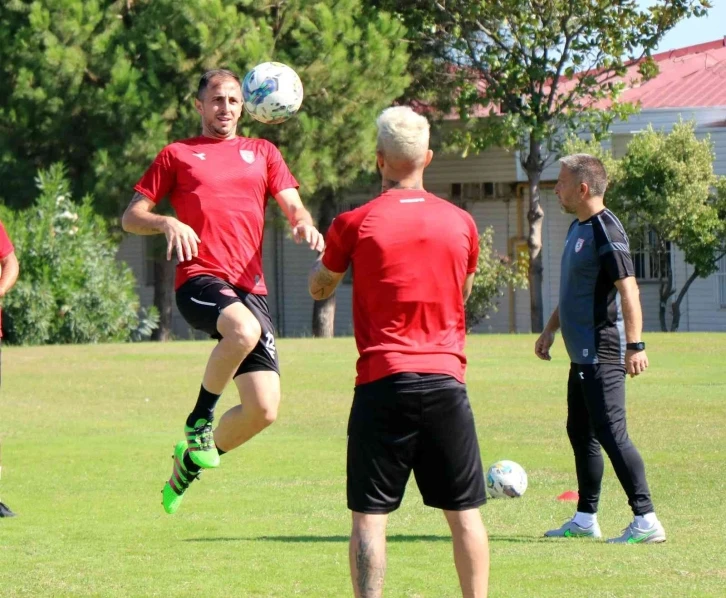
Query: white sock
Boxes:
[
  {"xmin": 635, "ymin": 512, "xmax": 658, "ymax": 528},
  {"xmin": 572, "ymin": 511, "xmax": 597, "ymax": 528}
]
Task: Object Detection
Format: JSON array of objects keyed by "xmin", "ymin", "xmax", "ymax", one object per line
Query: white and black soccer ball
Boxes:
[
  {"xmin": 242, "ymin": 61, "xmax": 304, "ymax": 125},
  {"xmin": 486, "ymin": 460, "xmax": 528, "ymax": 499}
]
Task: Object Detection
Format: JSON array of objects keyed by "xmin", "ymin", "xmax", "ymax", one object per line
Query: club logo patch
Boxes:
[
  {"xmin": 240, "ymin": 150, "xmax": 255, "ymax": 164},
  {"xmin": 575, "ymin": 238, "xmax": 585, "ymax": 253}
]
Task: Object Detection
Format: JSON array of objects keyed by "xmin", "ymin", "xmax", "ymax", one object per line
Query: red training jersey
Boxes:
[
  {"xmin": 134, "ymin": 136, "xmax": 298, "ymax": 292},
  {"xmin": 323, "ymin": 189, "xmax": 479, "ymax": 385},
  {"xmin": 0, "ymin": 220, "xmax": 15, "ymax": 338}
]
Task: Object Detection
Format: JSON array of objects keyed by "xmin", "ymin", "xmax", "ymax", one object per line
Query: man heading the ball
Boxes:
[
  {"xmin": 535, "ymin": 153, "xmax": 665, "ymax": 544},
  {"xmin": 309, "ymin": 106, "xmax": 489, "ymax": 598},
  {"xmin": 122, "ymin": 69, "xmax": 323, "ymax": 514}
]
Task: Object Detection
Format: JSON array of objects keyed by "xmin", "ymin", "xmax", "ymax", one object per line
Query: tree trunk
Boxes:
[
  {"xmin": 151, "ymin": 256, "xmax": 175, "ymax": 341},
  {"xmin": 669, "ymin": 268, "xmax": 700, "ymax": 332},
  {"xmin": 658, "ymin": 274, "xmax": 673, "ymax": 333},
  {"xmin": 524, "ymin": 138, "xmax": 545, "ymax": 333},
  {"xmin": 312, "ymin": 188, "xmax": 338, "ymax": 338}
]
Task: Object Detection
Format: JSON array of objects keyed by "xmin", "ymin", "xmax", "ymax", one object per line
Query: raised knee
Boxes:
[
  {"xmin": 229, "ymin": 318, "xmax": 262, "ymax": 352},
  {"xmin": 249, "ymin": 403, "xmax": 278, "ymax": 430},
  {"xmin": 260, "ymin": 405, "xmax": 278, "ymax": 427}
]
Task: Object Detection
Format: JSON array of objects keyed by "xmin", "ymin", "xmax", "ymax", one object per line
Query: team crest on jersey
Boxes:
[
  {"xmin": 240, "ymin": 150, "xmax": 255, "ymax": 164},
  {"xmin": 575, "ymin": 238, "xmax": 585, "ymax": 253}
]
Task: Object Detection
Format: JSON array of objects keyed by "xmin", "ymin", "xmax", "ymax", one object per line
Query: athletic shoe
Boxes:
[
  {"xmin": 544, "ymin": 519, "xmax": 602, "ymax": 538},
  {"xmin": 606, "ymin": 520, "xmax": 666, "ymax": 544},
  {"xmin": 185, "ymin": 418, "xmax": 220, "ymax": 469},
  {"xmin": 162, "ymin": 441, "xmax": 200, "ymax": 515}
]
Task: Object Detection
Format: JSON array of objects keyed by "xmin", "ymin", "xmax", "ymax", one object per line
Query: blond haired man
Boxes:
[{"xmin": 309, "ymin": 106, "xmax": 489, "ymax": 597}]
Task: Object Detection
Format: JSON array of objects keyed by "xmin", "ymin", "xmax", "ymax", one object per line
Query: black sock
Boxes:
[
  {"xmin": 183, "ymin": 451, "xmax": 201, "ymax": 475},
  {"xmin": 186, "ymin": 385, "xmax": 221, "ymax": 428}
]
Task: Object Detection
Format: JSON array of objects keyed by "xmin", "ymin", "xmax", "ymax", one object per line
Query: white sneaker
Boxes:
[
  {"xmin": 606, "ymin": 520, "xmax": 666, "ymax": 544},
  {"xmin": 544, "ymin": 519, "xmax": 602, "ymax": 538}
]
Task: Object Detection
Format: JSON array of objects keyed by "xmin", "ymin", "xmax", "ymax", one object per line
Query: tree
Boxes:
[
  {"xmin": 605, "ymin": 121, "xmax": 726, "ymax": 331},
  {"xmin": 267, "ymin": 2, "xmax": 410, "ymax": 336},
  {"xmin": 372, "ymin": 0, "xmax": 710, "ymax": 332},
  {"xmin": 0, "ymin": 164, "xmax": 152, "ymax": 345},
  {"xmin": 465, "ymin": 228, "xmax": 528, "ymax": 332},
  {"xmin": 0, "ymin": 0, "xmax": 409, "ymax": 340},
  {"xmin": 0, "ymin": 0, "xmax": 122, "ymax": 210}
]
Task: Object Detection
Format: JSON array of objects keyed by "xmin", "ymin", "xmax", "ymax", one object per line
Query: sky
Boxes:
[{"xmin": 639, "ymin": 0, "xmax": 726, "ymax": 51}]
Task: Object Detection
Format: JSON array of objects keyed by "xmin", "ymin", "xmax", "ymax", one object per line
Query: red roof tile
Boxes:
[
  {"xmin": 623, "ymin": 37, "xmax": 726, "ymax": 108},
  {"xmin": 437, "ymin": 37, "xmax": 726, "ymax": 119}
]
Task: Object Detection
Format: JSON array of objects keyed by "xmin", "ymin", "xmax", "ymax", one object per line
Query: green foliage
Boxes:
[
  {"xmin": 373, "ymin": 0, "xmax": 709, "ymax": 165},
  {"xmin": 557, "ymin": 124, "xmax": 726, "ymax": 332},
  {"xmin": 608, "ymin": 121, "xmax": 725, "ymax": 275},
  {"xmin": 0, "ymin": 1, "xmax": 410, "ymax": 217},
  {"xmin": 131, "ymin": 306, "xmax": 161, "ymax": 343},
  {"xmin": 465, "ymin": 227, "xmax": 528, "ymax": 332},
  {"xmin": 0, "ymin": 164, "xmax": 150, "ymax": 345}
]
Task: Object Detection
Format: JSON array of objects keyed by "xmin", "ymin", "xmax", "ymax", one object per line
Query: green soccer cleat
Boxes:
[
  {"xmin": 606, "ymin": 520, "xmax": 666, "ymax": 544},
  {"xmin": 185, "ymin": 419, "xmax": 220, "ymax": 469},
  {"xmin": 544, "ymin": 519, "xmax": 602, "ymax": 539},
  {"xmin": 161, "ymin": 441, "xmax": 200, "ymax": 515}
]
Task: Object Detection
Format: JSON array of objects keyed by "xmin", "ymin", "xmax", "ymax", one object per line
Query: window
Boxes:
[
  {"xmin": 630, "ymin": 230, "xmax": 671, "ymax": 281},
  {"xmin": 450, "ymin": 182, "xmax": 502, "ymax": 203},
  {"xmin": 718, "ymin": 255, "xmax": 726, "ymax": 308}
]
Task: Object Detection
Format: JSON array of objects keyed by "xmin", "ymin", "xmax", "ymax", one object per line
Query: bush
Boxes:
[
  {"xmin": 0, "ymin": 164, "xmax": 155, "ymax": 344},
  {"xmin": 466, "ymin": 227, "xmax": 528, "ymax": 332}
]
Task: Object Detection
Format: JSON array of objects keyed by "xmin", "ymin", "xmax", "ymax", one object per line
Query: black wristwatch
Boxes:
[{"xmin": 626, "ymin": 342, "xmax": 645, "ymax": 351}]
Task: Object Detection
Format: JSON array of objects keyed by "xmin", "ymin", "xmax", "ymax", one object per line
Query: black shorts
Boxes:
[
  {"xmin": 175, "ymin": 275, "xmax": 279, "ymax": 377},
  {"xmin": 347, "ymin": 373, "xmax": 486, "ymax": 514}
]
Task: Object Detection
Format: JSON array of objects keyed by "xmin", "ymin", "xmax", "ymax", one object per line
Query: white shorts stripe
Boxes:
[{"xmin": 191, "ymin": 297, "xmax": 217, "ymax": 307}]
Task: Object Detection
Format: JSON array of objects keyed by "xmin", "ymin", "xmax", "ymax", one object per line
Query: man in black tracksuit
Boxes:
[{"xmin": 535, "ymin": 153, "xmax": 666, "ymax": 544}]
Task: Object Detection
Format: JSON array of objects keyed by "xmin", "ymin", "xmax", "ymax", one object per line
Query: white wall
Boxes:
[
  {"xmin": 426, "ymin": 146, "xmax": 518, "ymax": 185},
  {"xmin": 468, "ymin": 198, "xmax": 516, "ymax": 333}
]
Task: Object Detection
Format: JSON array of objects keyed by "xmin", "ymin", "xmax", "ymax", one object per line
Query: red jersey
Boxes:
[
  {"xmin": 0, "ymin": 220, "xmax": 15, "ymax": 338},
  {"xmin": 323, "ymin": 189, "xmax": 479, "ymax": 385},
  {"xmin": 134, "ymin": 136, "xmax": 298, "ymax": 292}
]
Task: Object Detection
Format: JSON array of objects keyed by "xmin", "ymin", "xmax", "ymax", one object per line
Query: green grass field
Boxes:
[{"xmin": 0, "ymin": 333, "xmax": 724, "ymax": 597}]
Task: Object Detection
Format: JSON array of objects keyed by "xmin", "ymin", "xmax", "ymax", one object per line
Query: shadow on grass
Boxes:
[
  {"xmin": 185, "ymin": 534, "xmax": 449, "ymax": 543},
  {"xmin": 488, "ymin": 534, "xmax": 552, "ymax": 544},
  {"xmin": 185, "ymin": 534, "xmax": 549, "ymax": 544}
]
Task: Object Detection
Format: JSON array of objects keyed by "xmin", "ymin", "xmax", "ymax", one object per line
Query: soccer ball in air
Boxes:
[
  {"xmin": 242, "ymin": 61, "xmax": 304, "ymax": 125},
  {"xmin": 486, "ymin": 460, "xmax": 528, "ymax": 499}
]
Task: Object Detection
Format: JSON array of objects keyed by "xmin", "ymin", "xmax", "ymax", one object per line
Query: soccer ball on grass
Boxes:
[
  {"xmin": 242, "ymin": 61, "xmax": 303, "ymax": 125},
  {"xmin": 486, "ymin": 460, "xmax": 528, "ymax": 498}
]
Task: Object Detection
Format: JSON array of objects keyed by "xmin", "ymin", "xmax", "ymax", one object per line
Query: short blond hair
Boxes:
[{"xmin": 376, "ymin": 106, "xmax": 430, "ymax": 164}]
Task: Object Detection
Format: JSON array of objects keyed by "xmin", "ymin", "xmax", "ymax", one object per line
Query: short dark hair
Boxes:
[
  {"xmin": 559, "ymin": 153, "xmax": 608, "ymax": 197},
  {"xmin": 196, "ymin": 69, "xmax": 241, "ymax": 100}
]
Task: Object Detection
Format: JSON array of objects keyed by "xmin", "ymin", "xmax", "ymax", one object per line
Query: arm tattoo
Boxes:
[
  {"xmin": 128, "ymin": 191, "xmax": 149, "ymax": 206},
  {"xmin": 355, "ymin": 536, "xmax": 385, "ymax": 597},
  {"xmin": 308, "ymin": 258, "xmax": 342, "ymax": 300},
  {"xmin": 123, "ymin": 191, "xmax": 166, "ymax": 235}
]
